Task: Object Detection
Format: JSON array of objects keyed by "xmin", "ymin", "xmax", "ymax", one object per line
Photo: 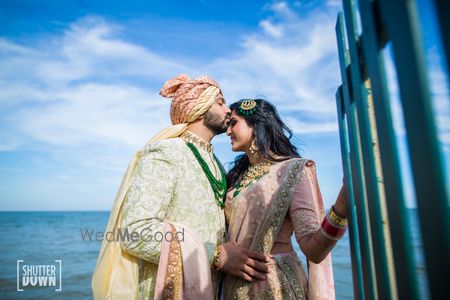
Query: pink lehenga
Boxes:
[{"xmin": 223, "ymin": 158, "xmax": 335, "ymax": 300}]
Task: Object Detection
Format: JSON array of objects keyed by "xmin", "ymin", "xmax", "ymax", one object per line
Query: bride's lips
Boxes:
[{"xmin": 230, "ymin": 137, "xmax": 236, "ymax": 144}]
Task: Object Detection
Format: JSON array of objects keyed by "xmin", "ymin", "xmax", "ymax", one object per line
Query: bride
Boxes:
[{"xmin": 217, "ymin": 99, "xmax": 348, "ymax": 300}]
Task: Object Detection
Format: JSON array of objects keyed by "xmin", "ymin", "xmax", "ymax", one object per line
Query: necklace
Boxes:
[
  {"xmin": 233, "ymin": 160, "xmax": 273, "ymax": 198},
  {"xmin": 186, "ymin": 142, "xmax": 227, "ymax": 208}
]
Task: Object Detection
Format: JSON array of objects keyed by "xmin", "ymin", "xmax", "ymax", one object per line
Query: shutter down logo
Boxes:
[{"xmin": 17, "ymin": 260, "xmax": 62, "ymax": 292}]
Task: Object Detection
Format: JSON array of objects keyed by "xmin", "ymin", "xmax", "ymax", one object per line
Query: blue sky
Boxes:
[{"xmin": 0, "ymin": 0, "xmax": 448, "ymax": 211}]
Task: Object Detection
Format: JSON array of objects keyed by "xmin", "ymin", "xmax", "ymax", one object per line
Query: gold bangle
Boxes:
[{"xmin": 329, "ymin": 206, "xmax": 348, "ymax": 226}]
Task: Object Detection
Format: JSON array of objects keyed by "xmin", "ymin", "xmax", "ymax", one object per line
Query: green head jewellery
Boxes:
[{"xmin": 238, "ymin": 99, "xmax": 258, "ymax": 116}]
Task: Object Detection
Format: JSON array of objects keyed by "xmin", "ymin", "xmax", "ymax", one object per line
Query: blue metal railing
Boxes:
[{"xmin": 335, "ymin": 0, "xmax": 450, "ymax": 299}]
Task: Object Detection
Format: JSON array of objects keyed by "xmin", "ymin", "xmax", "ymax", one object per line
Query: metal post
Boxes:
[
  {"xmin": 356, "ymin": 0, "xmax": 422, "ymax": 298},
  {"xmin": 336, "ymin": 13, "xmax": 378, "ymax": 300},
  {"xmin": 336, "ymin": 86, "xmax": 366, "ymax": 300},
  {"xmin": 377, "ymin": 0, "xmax": 450, "ymax": 297},
  {"xmin": 341, "ymin": 0, "xmax": 398, "ymax": 298}
]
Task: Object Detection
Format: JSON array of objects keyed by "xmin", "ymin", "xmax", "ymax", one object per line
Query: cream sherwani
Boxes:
[{"xmin": 119, "ymin": 131, "xmax": 226, "ymax": 299}]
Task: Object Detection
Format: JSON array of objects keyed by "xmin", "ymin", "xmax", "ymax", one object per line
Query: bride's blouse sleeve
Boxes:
[{"xmin": 288, "ymin": 160, "xmax": 325, "ymax": 245}]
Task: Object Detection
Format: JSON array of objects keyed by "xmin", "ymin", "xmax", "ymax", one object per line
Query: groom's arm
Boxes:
[{"xmin": 120, "ymin": 140, "xmax": 177, "ymax": 264}]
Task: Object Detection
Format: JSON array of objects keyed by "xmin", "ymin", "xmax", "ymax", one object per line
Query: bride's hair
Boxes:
[{"xmin": 226, "ymin": 99, "xmax": 301, "ymax": 190}]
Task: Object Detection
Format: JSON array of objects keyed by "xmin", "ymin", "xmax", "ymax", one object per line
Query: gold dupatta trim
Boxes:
[
  {"xmin": 162, "ymin": 225, "xmax": 183, "ymax": 299},
  {"xmin": 250, "ymin": 159, "xmax": 306, "ymax": 253},
  {"xmin": 276, "ymin": 252, "xmax": 306, "ymax": 300}
]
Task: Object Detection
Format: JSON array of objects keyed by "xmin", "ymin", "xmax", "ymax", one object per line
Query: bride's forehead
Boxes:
[{"xmin": 230, "ymin": 110, "xmax": 241, "ymax": 118}]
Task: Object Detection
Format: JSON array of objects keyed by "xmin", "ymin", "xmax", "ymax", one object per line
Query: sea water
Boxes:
[{"xmin": 0, "ymin": 210, "xmax": 429, "ymax": 299}]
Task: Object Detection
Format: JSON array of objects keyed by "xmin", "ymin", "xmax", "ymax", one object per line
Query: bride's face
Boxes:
[{"xmin": 226, "ymin": 110, "xmax": 254, "ymax": 152}]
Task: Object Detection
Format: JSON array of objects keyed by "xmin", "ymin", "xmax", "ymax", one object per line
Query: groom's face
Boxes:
[{"xmin": 203, "ymin": 93, "xmax": 231, "ymax": 135}]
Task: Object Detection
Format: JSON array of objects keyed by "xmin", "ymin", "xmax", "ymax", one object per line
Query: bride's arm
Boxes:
[{"xmin": 290, "ymin": 161, "xmax": 347, "ymax": 264}]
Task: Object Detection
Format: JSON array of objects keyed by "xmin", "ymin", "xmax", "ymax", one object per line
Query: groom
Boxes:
[{"xmin": 93, "ymin": 74, "xmax": 269, "ymax": 299}]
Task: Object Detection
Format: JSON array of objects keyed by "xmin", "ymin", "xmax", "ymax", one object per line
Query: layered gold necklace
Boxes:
[{"xmin": 233, "ymin": 160, "xmax": 274, "ymax": 198}]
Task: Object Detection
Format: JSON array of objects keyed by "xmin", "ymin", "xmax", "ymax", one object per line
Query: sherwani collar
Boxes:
[{"xmin": 181, "ymin": 130, "xmax": 213, "ymax": 153}]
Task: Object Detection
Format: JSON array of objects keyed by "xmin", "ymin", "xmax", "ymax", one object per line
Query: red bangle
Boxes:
[{"xmin": 320, "ymin": 215, "xmax": 347, "ymax": 240}]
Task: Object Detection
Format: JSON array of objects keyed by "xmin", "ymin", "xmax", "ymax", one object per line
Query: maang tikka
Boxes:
[{"xmin": 238, "ymin": 99, "xmax": 258, "ymax": 116}]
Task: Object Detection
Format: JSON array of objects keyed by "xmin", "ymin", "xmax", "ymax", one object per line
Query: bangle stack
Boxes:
[
  {"xmin": 320, "ymin": 205, "xmax": 348, "ymax": 240},
  {"xmin": 212, "ymin": 245, "xmax": 221, "ymax": 271}
]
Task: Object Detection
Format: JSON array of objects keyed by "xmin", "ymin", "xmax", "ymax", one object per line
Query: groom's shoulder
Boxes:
[{"xmin": 141, "ymin": 138, "xmax": 187, "ymax": 158}]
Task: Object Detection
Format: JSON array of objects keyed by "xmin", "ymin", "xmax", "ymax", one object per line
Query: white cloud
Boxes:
[
  {"xmin": 259, "ymin": 20, "xmax": 284, "ymax": 37},
  {"xmin": 268, "ymin": 1, "xmax": 298, "ymax": 19},
  {"xmin": 285, "ymin": 117, "xmax": 338, "ymax": 134},
  {"xmin": 326, "ymin": 0, "xmax": 342, "ymax": 8},
  {"xmin": 15, "ymin": 83, "xmax": 167, "ymax": 147}
]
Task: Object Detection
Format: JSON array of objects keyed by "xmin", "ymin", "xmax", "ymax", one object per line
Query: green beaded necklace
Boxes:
[{"xmin": 186, "ymin": 142, "xmax": 227, "ymax": 208}]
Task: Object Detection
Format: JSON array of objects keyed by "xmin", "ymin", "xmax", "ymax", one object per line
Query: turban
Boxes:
[{"xmin": 147, "ymin": 74, "xmax": 222, "ymax": 144}]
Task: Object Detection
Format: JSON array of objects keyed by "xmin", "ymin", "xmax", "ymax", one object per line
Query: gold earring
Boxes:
[{"xmin": 249, "ymin": 139, "xmax": 259, "ymax": 155}]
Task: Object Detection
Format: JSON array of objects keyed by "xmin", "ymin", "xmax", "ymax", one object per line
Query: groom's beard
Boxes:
[{"xmin": 203, "ymin": 110, "xmax": 229, "ymax": 135}]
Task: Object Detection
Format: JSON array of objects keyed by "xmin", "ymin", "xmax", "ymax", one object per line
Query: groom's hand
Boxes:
[{"xmin": 218, "ymin": 241, "xmax": 270, "ymax": 282}]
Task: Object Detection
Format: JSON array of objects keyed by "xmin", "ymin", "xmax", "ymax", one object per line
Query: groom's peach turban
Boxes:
[
  {"xmin": 160, "ymin": 74, "xmax": 221, "ymax": 124},
  {"xmin": 148, "ymin": 74, "xmax": 222, "ymax": 143}
]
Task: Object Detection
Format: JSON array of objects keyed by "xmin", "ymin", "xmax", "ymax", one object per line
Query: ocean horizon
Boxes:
[{"xmin": 0, "ymin": 209, "xmax": 429, "ymax": 299}]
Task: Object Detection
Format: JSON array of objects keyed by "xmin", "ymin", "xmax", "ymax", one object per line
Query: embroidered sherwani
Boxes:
[{"xmin": 120, "ymin": 131, "xmax": 226, "ymax": 299}]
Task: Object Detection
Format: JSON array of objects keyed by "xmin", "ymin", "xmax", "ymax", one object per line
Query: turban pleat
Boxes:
[{"xmin": 147, "ymin": 74, "xmax": 222, "ymax": 145}]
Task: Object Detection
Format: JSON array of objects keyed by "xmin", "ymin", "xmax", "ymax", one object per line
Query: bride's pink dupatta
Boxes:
[{"xmin": 154, "ymin": 222, "xmax": 214, "ymax": 300}]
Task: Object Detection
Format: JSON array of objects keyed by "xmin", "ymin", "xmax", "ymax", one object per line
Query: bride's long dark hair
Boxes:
[{"xmin": 226, "ymin": 99, "xmax": 301, "ymax": 190}]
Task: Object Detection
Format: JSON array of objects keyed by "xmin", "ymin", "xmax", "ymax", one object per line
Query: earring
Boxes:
[{"xmin": 249, "ymin": 139, "xmax": 259, "ymax": 155}]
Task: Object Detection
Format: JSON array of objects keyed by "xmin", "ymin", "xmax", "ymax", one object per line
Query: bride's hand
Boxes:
[{"xmin": 333, "ymin": 184, "xmax": 348, "ymax": 218}]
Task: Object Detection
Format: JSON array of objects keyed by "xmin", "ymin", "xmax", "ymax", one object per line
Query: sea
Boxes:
[{"xmin": 0, "ymin": 209, "xmax": 429, "ymax": 299}]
